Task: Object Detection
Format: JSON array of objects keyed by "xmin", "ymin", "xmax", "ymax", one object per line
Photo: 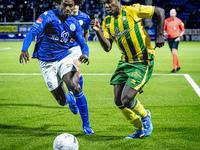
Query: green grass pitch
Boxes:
[{"xmin": 0, "ymin": 41, "xmax": 200, "ymax": 150}]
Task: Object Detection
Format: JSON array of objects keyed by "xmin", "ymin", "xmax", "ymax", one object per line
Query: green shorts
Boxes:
[{"xmin": 110, "ymin": 59, "xmax": 154, "ymax": 93}]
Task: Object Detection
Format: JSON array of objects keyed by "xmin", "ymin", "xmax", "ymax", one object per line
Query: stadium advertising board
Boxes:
[
  {"xmin": 0, "ymin": 25, "xmax": 200, "ymax": 41},
  {"xmin": 0, "ymin": 26, "xmax": 18, "ymax": 33},
  {"xmin": 183, "ymin": 29, "xmax": 200, "ymax": 41}
]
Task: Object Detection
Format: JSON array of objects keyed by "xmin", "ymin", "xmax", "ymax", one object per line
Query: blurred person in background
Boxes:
[
  {"xmin": 164, "ymin": 8, "xmax": 185, "ymax": 73},
  {"xmin": 65, "ymin": 0, "xmax": 94, "ymax": 134}
]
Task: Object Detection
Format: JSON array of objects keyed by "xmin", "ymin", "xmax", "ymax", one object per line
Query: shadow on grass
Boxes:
[
  {"xmin": 0, "ymin": 124, "xmax": 122, "ymax": 141},
  {"xmin": 0, "ymin": 103, "xmax": 62, "ymax": 109},
  {"xmin": 0, "ymin": 124, "xmax": 60, "ymax": 137},
  {"xmin": 74, "ymin": 133, "xmax": 122, "ymax": 141}
]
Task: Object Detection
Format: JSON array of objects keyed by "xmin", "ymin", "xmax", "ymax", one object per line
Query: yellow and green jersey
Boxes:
[{"xmin": 102, "ymin": 4, "xmax": 155, "ymax": 63}]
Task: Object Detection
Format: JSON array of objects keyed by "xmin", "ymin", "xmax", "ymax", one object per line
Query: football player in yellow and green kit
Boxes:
[{"xmin": 91, "ymin": 0, "xmax": 165, "ymax": 138}]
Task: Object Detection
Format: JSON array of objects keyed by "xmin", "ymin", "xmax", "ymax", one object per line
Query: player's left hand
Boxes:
[
  {"xmin": 78, "ymin": 54, "xmax": 89, "ymax": 65},
  {"xmin": 175, "ymin": 37, "xmax": 180, "ymax": 42},
  {"xmin": 155, "ymin": 35, "xmax": 165, "ymax": 48}
]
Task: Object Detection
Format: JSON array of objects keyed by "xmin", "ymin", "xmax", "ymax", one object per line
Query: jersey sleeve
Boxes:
[
  {"xmin": 32, "ymin": 12, "xmax": 50, "ymax": 35},
  {"xmin": 179, "ymin": 20, "xmax": 185, "ymax": 31},
  {"xmin": 84, "ymin": 16, "xmax": 90, "ymax": 31},
  {"xmin": 164, "ymin": 19, "xmax": 167, "ymax": 30},
  {"xmin": 21, "ymin": 11, "xmax": 49, "ymax": 51},
  {"xmin": 21, "ymin": 31, "xmax": 35, "ymax": 51},
  {"xmin": 102, "ymin": 17, "xmax": 113, "ymax": 40},
  {"xmin": 131, "ymin": 3, "xmax": 155, "ymax": 21},
  {"xmin": 74, "ymin": 20, "xmax": 89, "ymax": 56}
]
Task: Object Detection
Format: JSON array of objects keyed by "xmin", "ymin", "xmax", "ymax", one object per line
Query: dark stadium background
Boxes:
[{"xmin": 0, "ymin": 0, "xmax": 200, "ymax": 41}]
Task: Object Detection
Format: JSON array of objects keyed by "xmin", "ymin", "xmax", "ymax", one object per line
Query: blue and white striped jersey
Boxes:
[{"xmin": 22, "ymin": 9, "xmax": 89, "ymax": 62}]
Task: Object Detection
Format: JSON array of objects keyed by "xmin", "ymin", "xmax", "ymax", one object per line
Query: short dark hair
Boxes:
[
  {"xmin": 54, "ymin": 0, "xmax": 83, "ymax": 5},
  {"xmin": 53, "ymin": 0, "xmax": 61, "ymax": 4},
  {"xmin": 75, "ymin": 0, "xmax": 84, "ymax": 6}
]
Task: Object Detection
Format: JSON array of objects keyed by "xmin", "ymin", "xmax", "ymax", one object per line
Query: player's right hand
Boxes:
[
  {"xmin": 78, "ymin": 54, "xmax": 89, "ymax": 65},
  {"xmin": 90, "ymin": 18, "xmax": 100, "ymax": 32},
  {"xmin": 164, "ymin": 31, "xmax": 168, "ymax": 37},
  {"xmin": 155, "ymin": 35, "xmax": 165, "ymax": 48},
  {"xmin": 175, "ymin": 37, "xmax": 180, "ymax": 42},
  {"xmin": 19, "ymin": 50, "xmax": 30, "ymax": 64}
]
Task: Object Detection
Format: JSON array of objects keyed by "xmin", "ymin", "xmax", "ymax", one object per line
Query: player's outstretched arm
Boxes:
[
  {"xmin": 19, "ymin": 29, "xmax": 37, "ymax": 64},
  {"xmin": 90, "ymin": 18, "xmax": 112, "ymax": 52},
  {"xmin": 19, "ymin": 50, "xmax": 30, "ymax": 64},
  {"xmin": 154, "ymin": 7, "xmax": 165, "ymax": 48}
]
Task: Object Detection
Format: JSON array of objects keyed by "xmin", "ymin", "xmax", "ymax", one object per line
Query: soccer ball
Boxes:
[{"xmin": 53, "ymin": 133, "xmax": 79, "ymax": 150}]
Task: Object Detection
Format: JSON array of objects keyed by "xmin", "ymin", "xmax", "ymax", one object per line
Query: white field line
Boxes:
[
  {"xmin": 0, "ymin": 73, "xmax": 42, "ymax": 75},
  {"xmin": 184, "ymin": 74, "xmax": 200, "ymax": 97},
  {"xmin": 0, "ymin": 47, "xmax": 11, "ymax": 50},
  {"xmin": 0, "ymin": 73, "xmax": 199, "ymax": 97}
]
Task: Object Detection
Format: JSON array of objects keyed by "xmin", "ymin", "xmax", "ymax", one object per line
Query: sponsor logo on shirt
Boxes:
[
  {"xmin": 51, "ymin": 31, "xmax": 70, "ymax": 43},
  {"xmin": 131, "ymin": 72, "xmax": 141, "ymax": 78},
  {"xmin": 36, "ymin": 18, "xmax": 43, "ymax": 24},
  {"xmin": 131, "ymin": 79, "xmax": 136, "ymax": 84},
  {"xmin": 61, "ymin": 31, "xmax": 69, "ymax": 39},
  {"xmin": 33, "ymin": 23, "xmax": 39, "ymax": 28},
  {"xmin": 112, "ymin": 28, "xmax": 130, "ymax": 39},
  {"xmin": 114, "ymin": 27, "xmax": 120, "ymax": 33}
]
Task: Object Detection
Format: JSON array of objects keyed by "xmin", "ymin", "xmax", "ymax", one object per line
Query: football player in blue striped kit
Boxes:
[
  {"xmin": 19, "ymin": 0, "xmax": 94, "ymax": 134},
  {"xmin": 65, "ymin": 0, "xmax": 94, "ymax": 135}
]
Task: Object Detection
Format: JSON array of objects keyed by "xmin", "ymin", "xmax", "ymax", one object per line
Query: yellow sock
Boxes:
[
  {"xmin": 130, "ymin": 98, "xmax": 147, "ymax": 118},
  {"xmin": 119, "ymin": 106, "xmax": 143, "ymax": 130}
]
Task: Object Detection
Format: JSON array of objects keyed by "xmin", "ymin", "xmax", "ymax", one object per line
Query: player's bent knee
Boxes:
[
  {"xmin": 70, "ymin": 85, "xmax": 81, "ymax": 95},
  {"xmin": 121, "ymin": 97, "xmax": 134, "ymax": 108},
  {"xmin": 51, "ymin": 88, "xmax": 66, "ymax": 106}
]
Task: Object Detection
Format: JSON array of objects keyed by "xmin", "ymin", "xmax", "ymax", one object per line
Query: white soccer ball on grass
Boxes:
[{"xmin": 53, "ymin": 133, "xmax": 79, "ymax": 150}]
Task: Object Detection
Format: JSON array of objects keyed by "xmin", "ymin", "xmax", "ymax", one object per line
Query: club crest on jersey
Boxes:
[
  {"xmin": 36, "ymin": 18, "xmax": 43, "ymax": 23},
  {"xmin": 70, "ymin": 24, "xmax": 76, "ymax": 31},
  {"xmin": 122, "ymin": 16, "xmax": 128, "ymax": 24},
  {"xmin": 106, "ymin": 24, "xmax": 110, "ymax": 28}
]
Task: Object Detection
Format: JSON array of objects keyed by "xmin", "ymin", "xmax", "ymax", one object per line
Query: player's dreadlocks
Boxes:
[{"xmin": 54, "ymin": 0, "xmax": 84, "ymax": 6}]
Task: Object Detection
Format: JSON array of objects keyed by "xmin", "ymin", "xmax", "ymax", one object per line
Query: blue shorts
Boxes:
[{"xmin": 167, "ymin": 38, "xmax": 179, "ymax": 51}]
